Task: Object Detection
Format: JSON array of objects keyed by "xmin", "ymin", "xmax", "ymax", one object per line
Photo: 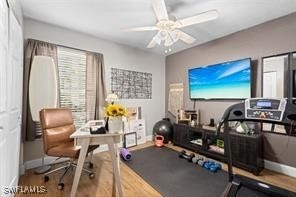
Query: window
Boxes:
[{"xmin": 57, "ymin": 47, "xmax": 86, "ymax": 127}]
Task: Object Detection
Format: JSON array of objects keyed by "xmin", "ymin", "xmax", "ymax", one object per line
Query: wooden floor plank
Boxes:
[{"xmin": 17, "ymin": 141, "xmax": 296, "ymax": 196}]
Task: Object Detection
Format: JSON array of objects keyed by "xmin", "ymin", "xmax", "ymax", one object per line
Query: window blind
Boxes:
[{"xmin": 57, "ymin": 46, "xmax": 86, "ymax": 128}]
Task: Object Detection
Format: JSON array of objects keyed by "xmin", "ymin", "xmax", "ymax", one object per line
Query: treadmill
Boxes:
[{"xmin": 216, "ymin": 98, "xmax": 296, "ymax": 197}]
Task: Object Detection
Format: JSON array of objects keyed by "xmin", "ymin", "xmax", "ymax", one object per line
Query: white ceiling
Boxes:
[{"xmin": 20, "ymin": 0, "xmax": 296, "ymax": 56}]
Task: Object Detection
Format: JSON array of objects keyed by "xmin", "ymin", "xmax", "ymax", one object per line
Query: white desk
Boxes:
[{"xmin": 70, "ymin": 121, "xmax": 123, "ymax": 197}]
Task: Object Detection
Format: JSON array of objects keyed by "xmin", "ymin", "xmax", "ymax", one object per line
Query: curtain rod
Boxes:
[{"xmin": 27, "ymin": 38, "xmax": 103, "ymax": 55}]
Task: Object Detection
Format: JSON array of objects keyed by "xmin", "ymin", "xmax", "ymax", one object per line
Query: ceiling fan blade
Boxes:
[
  {"xmin": 151, "ymin": 0, "xmax": 169, "ymax": 21},
  {"xmin": 147, "ymin": 31, "xmax": 163, "ymax": 48},
  {"xmin": 177, "ymin": 10, "xmax": 218, "ymax": 28},
  {"xmin": 122, "ymin": 26, "xmax": 158, "ymax": 32},
  {"xmin": 147, "ymin": 38, "xmax": 157, "ymax": 48},
  {"xmin": 178, "ymin": 30, "xmax": 196, "ymax": 44}
]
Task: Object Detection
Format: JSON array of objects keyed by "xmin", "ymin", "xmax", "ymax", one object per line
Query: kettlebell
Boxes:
[{"xmin": 154, "ymin": 135, "xmax": 164, "ymax": 147}]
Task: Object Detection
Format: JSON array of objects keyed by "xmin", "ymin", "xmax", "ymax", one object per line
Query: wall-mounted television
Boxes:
[{"xmin": 188, "ymin": 58, "xmax": 251, "ymax": 99}]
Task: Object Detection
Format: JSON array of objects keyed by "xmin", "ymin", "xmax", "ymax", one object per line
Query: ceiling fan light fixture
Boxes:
[
  {"xmin": 169, "ymin": 30, "xmax": 180, "ymax": 42},
  {"xmin": 154, "ymin": 38, "xmax": 161, "ymax": 45},
  {"xmin": 154, "ymin": 32, "xmax": 163, "ymax": 45},
  {"xmin": 159, "ymin": 30, "xmax": 168, "ymax": 39},
  {"xmin": 126, "ymin": 0, "xmax": 219, "ymax": 49},
  {"xmin": 164, "ymin": 34, "xmax": 174, "ymax": 47}
]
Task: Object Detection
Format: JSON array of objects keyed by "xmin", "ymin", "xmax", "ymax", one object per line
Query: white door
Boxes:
[
  {"xmin": 263, "ymin": 71, "xmax": 277, "ymax": 98},
  {"xmin": 0, "ymin": 1, "xmax": 23, "ymax": 193}
]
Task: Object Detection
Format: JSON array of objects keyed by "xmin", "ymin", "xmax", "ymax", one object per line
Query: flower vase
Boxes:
[{"xmin": 108, "ymin": 116, "xmax": 123, "ymax": 133}]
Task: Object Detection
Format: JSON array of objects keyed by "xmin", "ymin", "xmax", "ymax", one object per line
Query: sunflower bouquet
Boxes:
[{"xmin": 104, "ymin": 104, "xmax": 128, "ymax": 118}]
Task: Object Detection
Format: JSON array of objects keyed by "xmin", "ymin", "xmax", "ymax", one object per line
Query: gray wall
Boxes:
[
  {"xmin": 166, "ymin": 13, "xmax": 296, "ymax": 167},
  {"xmin": 23, "ymin": 18, "xmax": 166, "ymax": 162}
]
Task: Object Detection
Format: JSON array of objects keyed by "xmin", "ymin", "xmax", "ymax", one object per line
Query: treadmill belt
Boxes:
[
  {"xmin": 237, "ymin": 187, "xmax": 271, "ymax": 197},
  {"xmin": 231, "ymin": 175, "xmax": 296, "ymax": 197}
]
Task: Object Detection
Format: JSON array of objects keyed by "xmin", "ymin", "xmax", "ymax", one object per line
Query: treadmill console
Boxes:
[{"xmin": 245, "ymin": 98, "xmax": 287, "ymax": 121}]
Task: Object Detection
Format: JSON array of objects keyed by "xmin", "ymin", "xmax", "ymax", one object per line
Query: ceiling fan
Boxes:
[{"xmin": 123, "ymin": 0, "xmax": 219, "ymax": 48}]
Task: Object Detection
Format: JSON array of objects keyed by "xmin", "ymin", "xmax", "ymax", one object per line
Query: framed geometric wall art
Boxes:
[{"xmin": 111, "ymin": 68, "xmax": 152, "ymax": 99}]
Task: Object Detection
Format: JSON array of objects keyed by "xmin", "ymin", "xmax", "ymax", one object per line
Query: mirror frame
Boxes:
[
  {"xmin": 261, "ymin": 52, "xmax": 290, "ymax": 98},
  {"xmin": 261, "ymin": 51, "xmax": 296, "ymax": 136}
]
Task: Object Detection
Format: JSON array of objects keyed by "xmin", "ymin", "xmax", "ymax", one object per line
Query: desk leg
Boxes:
[
  {"xmin": 114, "ymin": 142, "xmax": 120, "ymax": 175},
  {"xmin": 70, "ymin": 138, "xmax": 90, "ymax": 197},
  {"xmin": 107, "ymin": 139, "xmax": 123, "ymax": 197}
]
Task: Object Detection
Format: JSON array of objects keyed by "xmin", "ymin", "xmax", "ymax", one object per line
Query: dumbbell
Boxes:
[
  {"xmin": 215, "ymin": 163, "xmax": 222, "ymax": 170},
  {"xmin": 199, "ymin": 157, "xmax": 210, "ymax": 167},
  {"xmin": 204, "ymin": 160, "xmax": 216, "ymax": 172},
  {"xmin": 209, "ymin": 165, "xmax": 218, "ymax": 173},
  {"xmin": 204, "ymin": 160, "xmax": 221, "ymax": 172},
  {"xmin": 192, "ymin": 156, "xmax": 204, "ymax": 164},
  {"xmin": 208, "ymin": 161, "xmax": 222, "ymax": 171},
  {"xmin": 203, "ymin": 160, "xmax": 210, "ymax": 169},
  {"xmin": 197, "ymin": 159, "xmax": 205, "ymax": 167},
  {"xmin": 178, "ymin": 150, "xmax": 195, "ymax": 162}
]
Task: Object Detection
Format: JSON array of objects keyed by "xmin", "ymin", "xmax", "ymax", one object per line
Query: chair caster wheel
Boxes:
[
  {"xmin": 89, "ymin": 173, "xmax": 95, "ymax": 179},
  {"xmin": 57, "ymin": 183, "xmax": 64, "ymax": 190},
  {"xmin": 43, "ymin": 175, "xmax": 49, "ymax": 183},
  {"xmin": 88, "ymin": 162, "xmax": 94, "ymax": 169}
]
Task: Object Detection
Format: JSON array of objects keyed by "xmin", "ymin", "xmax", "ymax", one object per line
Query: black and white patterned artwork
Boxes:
[{"xmin": 111, "ymin": 68, "xmax": 152, "ymax": 99}]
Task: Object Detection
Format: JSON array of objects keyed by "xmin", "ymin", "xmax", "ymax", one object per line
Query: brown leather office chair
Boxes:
[{"xmin": 39, "ymin": 108, "xmax": 99, "ymax": 190}]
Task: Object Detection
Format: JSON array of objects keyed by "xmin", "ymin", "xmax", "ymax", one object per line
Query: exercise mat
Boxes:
[{"xmin": 123, "ymin": 146, "xmax": 228, "ymax": 197}]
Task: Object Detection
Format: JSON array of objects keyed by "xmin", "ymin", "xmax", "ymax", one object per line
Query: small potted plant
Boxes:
[{"xmin": 105, "ymin": 103, "xmax": 127, "ymax": 133}]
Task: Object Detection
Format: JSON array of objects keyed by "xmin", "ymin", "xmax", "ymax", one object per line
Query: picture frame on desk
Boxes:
[{"xmin": 124, "ymin": 132, "xmax": 137, "ymax": 148}]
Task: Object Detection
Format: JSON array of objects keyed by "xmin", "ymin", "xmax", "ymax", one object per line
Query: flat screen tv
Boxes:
[{"xmin": 189, "ymin": 58, "xmax": 251, "ymax": 99}]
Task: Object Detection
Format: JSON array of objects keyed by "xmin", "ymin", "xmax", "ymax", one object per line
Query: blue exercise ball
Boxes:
[{"xmin": 153, "ymin": 118, "xmax": 173, "ymax": 143}]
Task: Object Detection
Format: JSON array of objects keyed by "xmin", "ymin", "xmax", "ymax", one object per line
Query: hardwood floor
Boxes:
[{"xmin": 17, "ymin": 141, "xmax": 296, "ymax": 197}]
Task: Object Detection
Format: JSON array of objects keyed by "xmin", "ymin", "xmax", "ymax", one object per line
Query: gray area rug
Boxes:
[{"xmin": 123, "ymin": 146, "xmax": 228, "ymax": 197}]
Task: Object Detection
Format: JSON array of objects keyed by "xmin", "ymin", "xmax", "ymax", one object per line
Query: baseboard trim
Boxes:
[
  {"xmin": 264, "ymin": 160, "xmax": 296, "ymax": 178},
  {"xmin": 93, "ymin": 135, "xmax": 153, "ymax": 154},
  {"xmin": 19, "ymin": 164, "xmax": 25, "ymax": 175},
  {"xmin": 146, "ymin": 135, "xmax": 153, "ymax": 141}
]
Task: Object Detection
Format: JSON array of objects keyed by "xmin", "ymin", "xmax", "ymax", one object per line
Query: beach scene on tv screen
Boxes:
[{"xmin": 189, "ymin": 59, "xmax": 251, "ymax": 99}]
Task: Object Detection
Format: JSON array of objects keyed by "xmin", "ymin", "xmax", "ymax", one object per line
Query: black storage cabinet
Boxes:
[{"xmin": 173, "ymin": 123, "xmax": 264, "ymax": 175}]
